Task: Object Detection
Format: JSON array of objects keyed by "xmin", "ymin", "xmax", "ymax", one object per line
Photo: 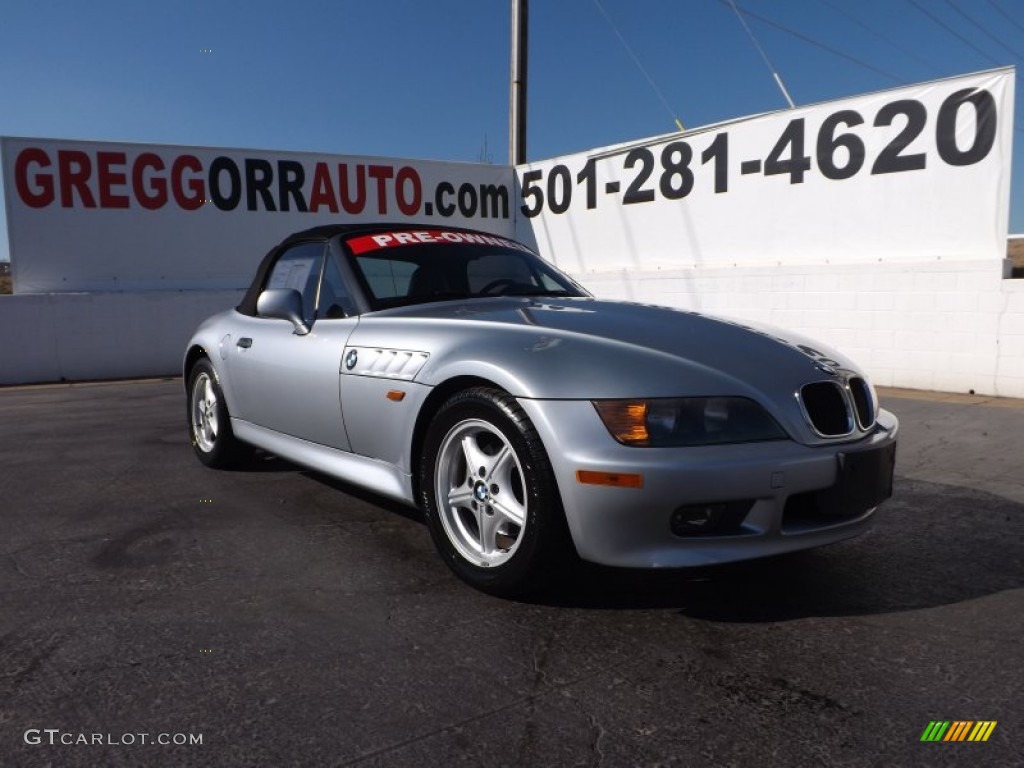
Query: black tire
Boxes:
[
  {"xmin": 418, "ymin": 386, "xmax": 571, "ymax": 597},
  {"xmin": 186, "ymin": 358, "xmax": 250, "ymax": 468}
]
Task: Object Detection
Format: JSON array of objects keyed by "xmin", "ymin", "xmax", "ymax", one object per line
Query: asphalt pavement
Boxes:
[{"xmin": 0, "ymin": 379, "xmax": 1021, "ymax": 767}]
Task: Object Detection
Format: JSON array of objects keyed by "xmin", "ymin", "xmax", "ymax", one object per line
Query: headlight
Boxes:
[{"xmin": 592, "ymin": 397, "xmax": 787, "ymax": 447}]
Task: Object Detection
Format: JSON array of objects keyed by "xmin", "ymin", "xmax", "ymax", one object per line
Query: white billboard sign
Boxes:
[
  {"xmin": 1, "ymin": 139, "xmax": 515, "ymax": 292},
  {"xmin": 514, "ymin": 68, "xmax": 1014, "ymax": 274},
  {"xmin": 2, "ymin": 69, "xmax": 1013, "ymax": 294}
]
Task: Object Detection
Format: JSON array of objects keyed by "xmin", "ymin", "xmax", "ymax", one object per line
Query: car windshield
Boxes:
[{"xmin": 343, "ymin": 230, "xmax": 588, "ymax": 310}]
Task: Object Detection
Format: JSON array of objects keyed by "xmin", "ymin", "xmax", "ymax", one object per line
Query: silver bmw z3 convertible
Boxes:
[{"xmin": 184, "ymin": 223, "xmax": 898, "ymax": 595}]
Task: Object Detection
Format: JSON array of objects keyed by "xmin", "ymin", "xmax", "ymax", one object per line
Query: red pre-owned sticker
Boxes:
[{"xmin": 347, "ymin": 230, "xmax": 533, "ymax": 255}]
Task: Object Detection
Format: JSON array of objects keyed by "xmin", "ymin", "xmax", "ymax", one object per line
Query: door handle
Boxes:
[{"xmin": 237, "ymin": 338, "xmax": 252, "ymax": 349}]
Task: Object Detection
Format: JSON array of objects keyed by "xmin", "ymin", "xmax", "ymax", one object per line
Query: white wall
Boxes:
[
  {"xmin": 0, "ymin": 269, "xmax": 1020, "ymax": 396},
  {"xmin": 0, "ymin": 290, "xmax": 241, "ymax": 385},
  {"xmin": 577, "ymin": 259, "xmax": 1024, "ymax": 399},
  {"xmin": 998, "ymin": 278, "xmax": 1024, "ymax": 396}
]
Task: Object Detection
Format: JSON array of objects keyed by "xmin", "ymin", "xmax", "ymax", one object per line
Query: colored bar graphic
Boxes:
[
  {"xmin": 969, "ymin": 722, "xmax": 998, "ymax": 742},
  {"xmin": 921, "ymin": 721, "xmax": 950, "ymax": 742},
  {"xmin": 920, "ymin": 720, "xmax": 997, "ymax": 742},
  {"xmin": 945, "ymin": 721, "xmax": 972, "ymax": 741}
]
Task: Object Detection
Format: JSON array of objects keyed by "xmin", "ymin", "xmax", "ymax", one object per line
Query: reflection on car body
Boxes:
[{"xmin": 184, "ymin": 223, "xmax": 898, "ymax": 595}]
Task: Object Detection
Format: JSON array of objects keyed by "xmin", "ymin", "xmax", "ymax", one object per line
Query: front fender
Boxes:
[{"xmin": 182, "ymin": 311, "xmax": 239, "ymax": 412}]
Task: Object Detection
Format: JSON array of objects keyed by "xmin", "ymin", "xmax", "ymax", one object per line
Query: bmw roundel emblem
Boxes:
[
  {"xmin": 815, "ymin": 362, "xmax": 838, "ymax": 376},
  {"xmin": 345, "ymin": 349, "xmax": 358, "ymax": 370}
]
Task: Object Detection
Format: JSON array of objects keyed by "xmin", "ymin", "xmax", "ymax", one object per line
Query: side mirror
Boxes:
[{"xmin": 257, "ymin": 289, "xmax": 310, "ymax": 335}]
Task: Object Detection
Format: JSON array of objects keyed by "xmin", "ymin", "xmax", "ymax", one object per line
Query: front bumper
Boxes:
[{"xmin": 518, "ymin": 399, "xmax": 899, "ymax": 568}]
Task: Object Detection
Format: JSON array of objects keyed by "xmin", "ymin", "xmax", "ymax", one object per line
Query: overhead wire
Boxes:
[
  {"xmin": 588, "ymin": 0, "xmax": 1023, "ymax": 140},
  {"xmin": 591, "ymin": 0, "xmax": 686, "ymax": 131},
  {"xmin": 725, "ymin": 0, "xmax": 795, "ymax": 108},
  {"xmin": 817, "ymin": 0, "xmax": 943, "ymax": 75},
  {"xmin": 984, "ymin": 0, "xmax": 1024, "ymax": 37},
  {"xmin": 905, "ymin": 0, "xmax": 1002, "ymax": 66},
  {"xmin": 944, "ymin": 0, "xmax": 1024, "ymax": 63},
  {"xmin": 719, "ymin": 1, "xmax": 905, "ymax": 84},
  {"xmin": 727, "ymin": 0, "xmax": 1024, "ymax": 141}
]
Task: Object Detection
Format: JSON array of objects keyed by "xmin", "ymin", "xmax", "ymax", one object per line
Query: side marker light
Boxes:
[{"xmin": 576, "ymin": 470, "xmax": 643, "ymax": 488}]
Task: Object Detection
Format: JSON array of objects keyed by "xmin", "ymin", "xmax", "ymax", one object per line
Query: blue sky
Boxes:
[{"xmin": 2, "ymin": 0, "xmax": 1023, "ymax": 262}]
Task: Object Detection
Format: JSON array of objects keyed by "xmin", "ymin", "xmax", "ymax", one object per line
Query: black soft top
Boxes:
[{"xmin": 237, "ymin": 222, "xmax": 500, "ymax": 317}]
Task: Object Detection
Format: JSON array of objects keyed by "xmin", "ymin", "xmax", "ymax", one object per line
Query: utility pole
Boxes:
[{"xmin": 509, "ymin": 0, "xmax": 528, "ymax": 165}]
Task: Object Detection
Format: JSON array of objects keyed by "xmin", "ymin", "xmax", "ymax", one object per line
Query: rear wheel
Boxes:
[
  {"xmin": 187, "ymin": 359, "xmax": 250, "ymax": 468},
  {"xmin": 419, "ymin": 387, "xmax": 570, "ymax": 596}
]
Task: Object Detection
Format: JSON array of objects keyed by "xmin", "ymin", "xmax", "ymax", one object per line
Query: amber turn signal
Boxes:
[
  {"xmin": 592, "ymin": 400, "xmax": 650, "ymax": 444},
  {"xmin": 576, "ymin": 470, "xmax": 644, "ymax": 488}
]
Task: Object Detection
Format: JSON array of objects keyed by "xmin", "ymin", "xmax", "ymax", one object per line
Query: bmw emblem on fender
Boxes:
[{"xmin": 345, "ymin": 349, "xmax": 358, "ymax": 370}]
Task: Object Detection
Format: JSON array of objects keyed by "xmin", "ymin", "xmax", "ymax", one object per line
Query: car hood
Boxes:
[{"xmin": 356, "ymin": 297, "xmax": 863, "ymax": 408}]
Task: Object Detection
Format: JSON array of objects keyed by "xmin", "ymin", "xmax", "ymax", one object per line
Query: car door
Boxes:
[{"xmin": 226, "ymin": 241, "xmax": 358, "ymax": 451}]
